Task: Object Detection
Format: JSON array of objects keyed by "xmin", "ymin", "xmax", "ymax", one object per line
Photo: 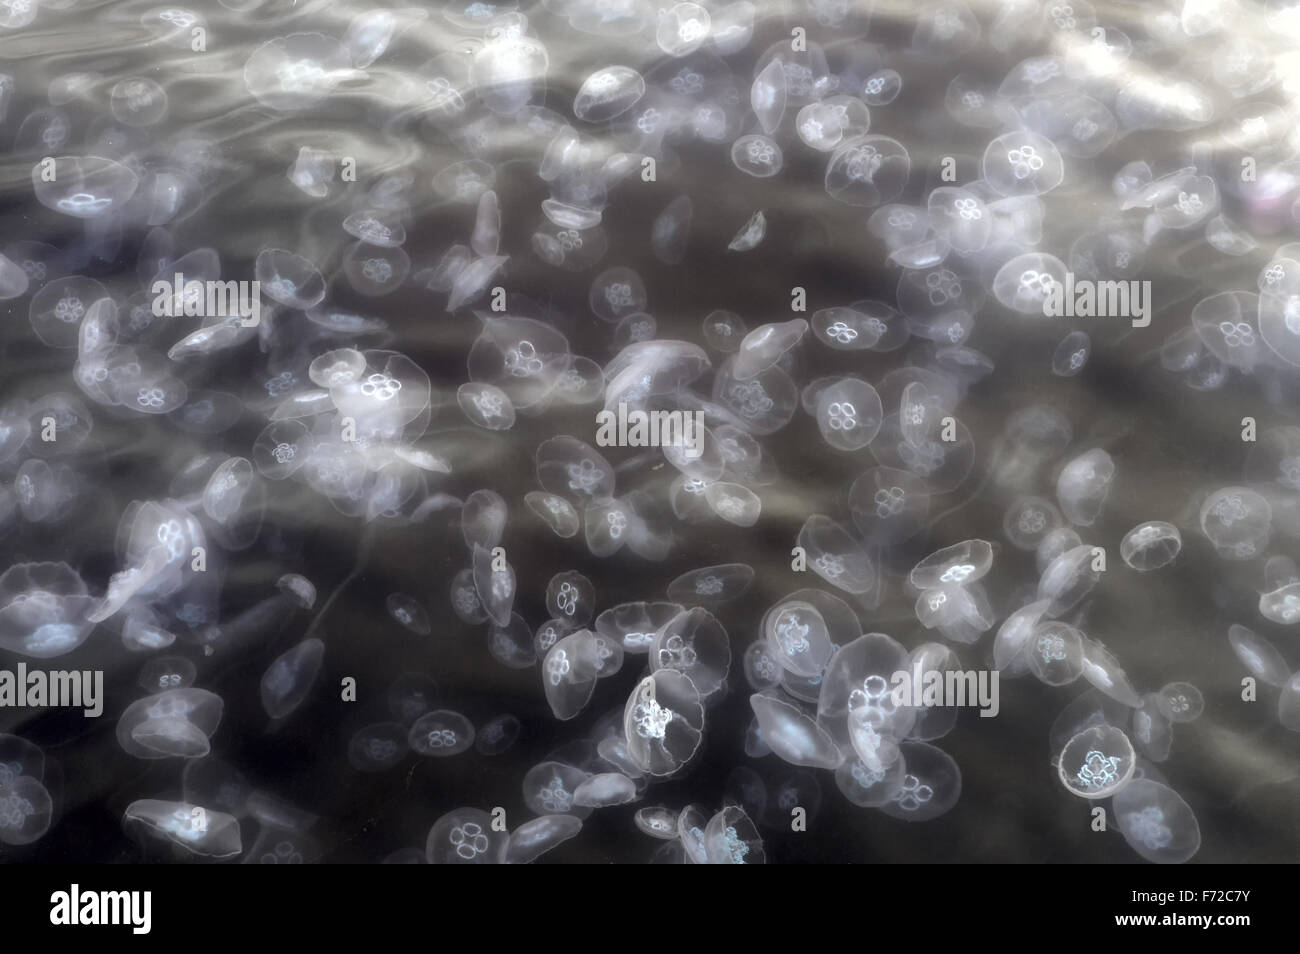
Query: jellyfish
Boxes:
[
  {"xmin": 1112, "ymin": 780, "xmax": 1201, "ymax": 863},
  {"xmin": 408, "ymin": 710, "xmax": 475, "ymax": 757},
  {"xmin": 426, "ymin": 807, "xmax": 506, "ymax": 864},
  {"xmin": 505, "ymin": 815, "xmax": 582, "ymax": 864},
  {"xmin": 260, "ymin": 638, "xmax": 324, "ymax": 720}
]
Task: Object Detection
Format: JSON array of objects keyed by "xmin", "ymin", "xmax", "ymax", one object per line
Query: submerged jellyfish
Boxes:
[
  {"xmin": 1113, "ymin": 780, "xmax": 1200, "ymax": 863},
  {"xmin": 34, "ymin": 156, "xmax": 139, "ymax": 219},
  {"xmin": 624, "ymin": 670, "xmax": 705, "ymax": 777},
  {"xmin": 408, "ymin": 710, "xmax": 475, "ymax": 757},
  {"xmin": 260, "ymin": 638, "xmax": 324, "ymax": 720},
  {"xmin": 1120, "ymin": 522, "xmax": 1182, "ymax": 571},
  {"xmin": 1058, "ymin": 724, "xmax": 1135, "ymax": 799}
]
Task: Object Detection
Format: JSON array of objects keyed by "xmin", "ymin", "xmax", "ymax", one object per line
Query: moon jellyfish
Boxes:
[
  {"xmin": 426, "ymin": 807, "xmax": 506, "ymax": 864},
  {"xmin": 475, "ymin": 715, "xmax": 521, "ymax": 756},
  {"xmin": 117, "ymin": 688, "xmax": 224, "ymax": 759},
  {"xmin": 386, "ymin": 593, "xmax": 431, "ymax": 635},
  {"xmin": 667, "ymin": 564, "xmax": 753, "ymax": 607},
  {"xmin": 0, "ymin": 561, "xmax": 95, "ymax": 658},
  {"xmin": 523, "ymin": 761, "xmax": 594, "ymax": 819},
  {"xmin": 879, "ymin": 742, "xmax": 961, "ymax": 821},
  {"xmin": 408, "ymin": 710, "xmax": 474, "ymax": 757},
  {"xmin": 703, "ymin": 805, "xmax": 764, "ymax": 864},
  {"xmin": 33, "ymin": 156, "xmax": 139, "ymax": 219},
  {"xmin": 1058, "ymin": 724, "xmax": 1135, "ymax": 798},
  {"xmin": 1113, "ymin": 780, "xmax": 1200, "ymax": 863},
  {"xmin": 524, "ymin": 492, "xmax": 579, "ymax": 538},
  {"xmin": 243, "ymin": 33, "xmax": 356, "ymax": 111},
  {"xmin": 849, "ymin": 467, "xmax": 929, "ymax": 545},
  {"xmin": 1279, "ymin": 673, "xmax": 1300, "ymax": 731},
  {"xmin": 457, "ymin": 382, "xmax": 516, "ymax": 431},
  {"xmin": 825, "ymin": 135, "xmax": 910, "ymax": 206},
  {"xmin": 1028, "ymin": 620, "xmax": 1085, "ymax": 686},
  {"xmin": 650, "ymin": 607, "xmax": 730, "ymax": 699},
  {"xmin": 1120, "ymin": 522, "xmax": 1182, "ymax": 571},
  {"xmin": 596, "ymin": 600, "xmax": 683, "ymax": 654},
  {"xmin": 762, "ymin": 599, "xmax": 835, "ymax": 678},
  {"xmin": 1055, "ymin": 448, "xmax": 1115, "ymax": 527},
  {"xmin": 543, "ymin": 631, "xmax": 603, "ymax": 720},
  {"xmin": 983, "ymin": 131, "xmax": 1065, "ymax": 197},
  {"xmin": 471, "ymin": 542, "xmax": 515, "ymax": 627},
  {"xmin": 1152, "ymin": 682, "xmax": 1203, "ymax": 724},
  {"xmin": 635, "ymin": 806, "xmax": 680, "ymax": 839},
  {"xmin": 546, "ymin": 571, "xmax": 595, "ymax": 626},
  {"xmin": 575, "ymin": 66, "xmax": 645, "ymax": 122},
  {"xmin": 910, "ymin": 539, "xmax": 994, "ymax": 590},
  {"xmin": 536, "ymin": 436, "xmax": 614, "ymax": 503},
  {"xmin": 1260, "ymin": 583, "xmax": 1300, "ymax": 625},
  {"xmin": 254, "ymin": 249, "xmax": 326, "ymax": 310},
  {"xmin": 260, "ymin": 638, "xmax": 324, "ymax": 720},
  {"xmin": 506, "ymin": 814, "xmax": 582, "ymax": 864},
  {"xmin": 1199, "ymin": 487, "xmax": 1271, "ymax": 560},
  {"xmin": 798, "ymin": 515, "xmax": 877, "ymax": 597},
  {"xmin": 347, "ymin": 723, "xmax": 410, "ymax": 772},
  {"xmin": 1002, "ymin": 497, "xmax": 1062, "ymax": 551},
  {"xmin": 624, "ymin": 670, "xmax": 704, "ymax": 776},
  {"xmin": 734, "ymin": 319, "xmax": 808, "ymax": 380},
  {"xmin": 812, "ymin": 377, "xmax": 882, "ymax": 451},
  {"xmin": 0, "ymin": 775, "xmax": 53, "ymax": 846},
  {"xmin": 573, "ymin": 772, "xmax": 638, "ymax": 808},
  {"xmin": 123, "ymin": 801, "xmax": 241, "ymax": 859},
  {"xmin": 1079, "ymin": 639, "xmax": 1142, "ymax": 707},
  {"xmin": 751, "ymin": 692, "xmax": 842, "ymax": 769}
]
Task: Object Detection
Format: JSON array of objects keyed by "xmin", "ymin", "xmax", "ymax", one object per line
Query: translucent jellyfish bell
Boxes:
[
  {"xmin": 536, "ymin": 436, "xmax": 614, "ymax": 503},
  {"xmin": 0, "ymin": 561, "xmax": 95, "ymax": 658},
  {"xmin": 624, "ymin": 669, "xmax": 705, "ymax": 777},
  {"xmin": 123, "ymin": 800, "xmax": 241, "ymax": 859},
  {"xmin": 1120, "ymin": 522, "xmax": 1182, "ymax": 571},
  {"xmin": 814, "ymin": 378, "xmax": 882, "ymax": 451},
  {"xmin": 347, "ymin": 723, "xmax": 410, "ymax": 772},
  {"xmin": 595, "ymin": 600, "xmax": 684, "ymax": 654},
  {"xmin": 1027, "ymin": 620, "xmax": 1085, "ymax": 686},
  {"xmin": 243, "ymin": 33, "xmax": 357, "ymax": 111},
  {"xmin": 879, "ymin": 741, "xmax": 961, "ymax": 821},
  {"xmin": 750, "ymin": 692, "xmax": 842, "ymax": 769},
  {"xmin": 703, "ymin": 805, "xmax": 765, "ymax": 864},
  {"xmin": 650, "ymin": 606, "xmax": 731, "ymax": 699},
  {"xmin": 733, "ymin": 319, "xmax": 808, "ymax": 380},
  {"xmin": 1037, "ymin": 544, "xmax": 1101, "ymax": 616},
  {"xmin": 1003, "ymin": 496, "xmax": 1063, "ymax": 551},
  {"xmin": 33, "ymin": 156, "xmax": 139, "ymax": 219},
  {"xmin": 575, "ymin": 66, "xmax": 645, "ymax": 122},
  {"xmin": 387, "ymin": 593, "xmax": 431, "ymax": 635},
  {"xmin": 426, "ymin": 807, "xmax": 506, "ymax": 864},
  {"xmin": 1055, "ymin": 448, "xmax": 1115, "ymax": 526},
  {"xmin": 1058, "ymin": 724, "xmax": 1135, "ymax": 798},
  {"xmin": 506, "ymin": 814, "xmax": 582, "ymax": 864},
  {"xmin": 543, "ymin": 631, "xmax": 602, "ymax": 720},
  {"xmin": 1113, "ymin": 779, "xmax": 1200, "ymax": 863},
  {"xmin": 254, "ymin": 249, "xmax": 326, "ymax": 309},
  {"xmin": 1260, "ymin": 583, "xmax": 1300, "ymax": 626},
  {"xmin": 909, "ymin": 539, "xmax": 993, "ymax": 590},
  {"xmin": 0, "ymin": 775, "xmax": 54, "ymax": 846},
  {"xmin": 260, "ymin": 638, "xmax": 324, "ymax": 720},
  {"xmin": 762, "ymin": 599, "xmax": 835, "ymax": 678},
  {"xmin": 116, "ymin": 688, "xmax": 224, "ymax": 759},
  {"xmin": 1199, "ymin": 487, "xmax": 1271, "ymax": 560},
  {"xmin": 824, "ymin": 135, "xmax": 910, "ymax": 207},
  {"xmin": 849, "ymin": 466, "xmax": 930, "ymax": 545},
  {"xmin": 928, "ymin": 187, "xmax": 991, "ymax": 254},
  {"xmin": 982, "ymin": 131, "xmax": 1065, "ymax": 197},
  {"xmin": 992, "ymin": 252, "xmax": 1068, "ymax": 314},
  {"xmin": 798, "ymin": 515, "xmax": 877, "ymax": 597},
  {"xmin": 408, "ymin": 710, "xmax": 475, "ymax": 757}
]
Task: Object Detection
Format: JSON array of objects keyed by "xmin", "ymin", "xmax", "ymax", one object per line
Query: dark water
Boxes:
[{"xmin": 1, "ymin": 0, "xmax": 1299, "ymax": 864}]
